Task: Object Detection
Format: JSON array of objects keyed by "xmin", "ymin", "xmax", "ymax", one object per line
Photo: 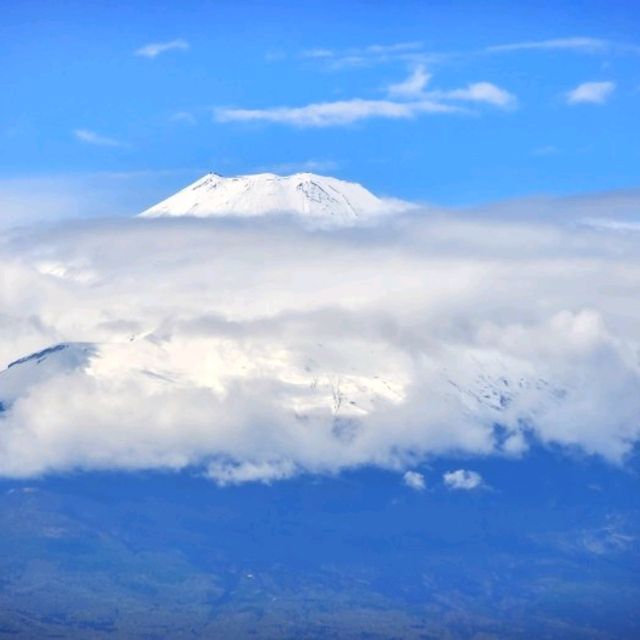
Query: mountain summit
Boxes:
[{"xmin": 139, "ymin": 172, "xmax": 408, "ymax": 225}]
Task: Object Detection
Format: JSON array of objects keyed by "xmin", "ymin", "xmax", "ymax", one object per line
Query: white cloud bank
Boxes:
[
  {"xmin": 565, "ymin": 81, "xmax": 616, "ymax": 105},
  {"xmin": 2, "ymin": 197, "xmax": 640, "ymax": 483}
]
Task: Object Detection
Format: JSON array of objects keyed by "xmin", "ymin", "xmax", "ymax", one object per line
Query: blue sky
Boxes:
[{"xmin": 1, "ymin": 0, "xmax": 639, "ymax": 211}]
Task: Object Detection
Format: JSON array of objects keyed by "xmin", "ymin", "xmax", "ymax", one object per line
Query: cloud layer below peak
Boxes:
[{"xmin": 2, "ymin": 195, "xmax": 640, "ymax": 483}]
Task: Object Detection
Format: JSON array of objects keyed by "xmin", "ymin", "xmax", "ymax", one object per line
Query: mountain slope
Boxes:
[
  {"xmin": 0, "ymin": 338, "xmax": 556, "ymax": 431},
  {"xmin": 0, "ymin": 344, "xmax": 94, "ymax": 410},
  {"xmin": 139, "ymin": 172, "xmax": 408, "ymax": 225}
]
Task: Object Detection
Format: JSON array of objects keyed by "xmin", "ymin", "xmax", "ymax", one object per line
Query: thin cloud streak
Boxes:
[
  {"xmin": 215, "ymin": 98, "xmax": 462, "ymax": 127},
  {"xmin": 432, "ymin": 82, "xmax": 517, "ymax": 109},
  {"xmin": 135, "ymin": 39, "xmax": 189, "ymax": 59},
  {"xmin": 387, "ymin": 64, "xmax": 432, "ymax": 98},
  {"xmin": 300, "ymin": 41, "xmax": 433, "ymax": 69},
  {"xmin": 565, "ymin": 81, "xmax": 616, "ymax": 104},
  {"xmin": 296, "ymin": 36, "xmax": 640, "ymax": 73},
  {"xmin": 73, "ymin": 129, "xmax": 125, "ymax": 147},
  {"xmin": 486, "ymin": 37, "xmax": 640, "ymax": 56},
  {"xmin": 487, "ymin": 37, "xmax": 609, "ymax": 53},
  {"xmin": 301, "ymin": 41, "xmax": 424, "ymax": 60}
]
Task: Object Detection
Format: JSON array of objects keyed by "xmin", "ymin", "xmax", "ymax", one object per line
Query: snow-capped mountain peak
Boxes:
[{"xmin": 138, "ymin": 172, "xmax": 410, "ymax": 225}]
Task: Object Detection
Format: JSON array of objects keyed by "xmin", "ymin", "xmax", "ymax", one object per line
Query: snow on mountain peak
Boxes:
[{"xmin": 138, "ymin": 172, "xmax": 411, "ymax": 225}]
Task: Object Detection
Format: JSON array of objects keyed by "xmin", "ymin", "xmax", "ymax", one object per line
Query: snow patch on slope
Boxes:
[{"xmin": 0, "ymin": 344, "xmax": 94, "ymax": 409}]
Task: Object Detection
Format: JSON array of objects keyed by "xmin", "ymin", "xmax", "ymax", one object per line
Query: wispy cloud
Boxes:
[
  {"xmin": 443, "ymin": 470, "xmax": 483, "ymax": 490},
  {"xmin": 386, "ymin": 66, "xmax": 516, "ymax": 108},
  {"xmin": 387, "ymin": 64, "xmax": 431, "ymax": 98},
  {"xmin": 302, "ymin": 41, "xmax": 424, "ymax": 59},
  {"xmin": 215, "ymin": 98, "xmax": 461, "ymax": 127},
  {"xmin": 565, "ymin": 81, "xmax": 616, "ymax": 104},
  {"xmin": 435, "ymin": 82, "xmax": 517, "ymax": 108},
  {"xmin": 298, "ymin": 36, "xmax": 640, "ymax": 73},
  {"xmin": 403, "ymin": 470, "xmax": 426, "ymax": 491},
  {"xmin": 170, "ymin": 111, "xmax": 198, "ymax": 125},
  {"xmin": 299, "ymin": 36, "xmax": 639, "ymax": 73},
  {"xmin": 487, "ymin": 37, "xmax": 609, "ymax": 54},
  {"xmin": 73, "ymin": 129, "xmax": 125, "ymax": 147},
  {"xmin": 264, "ymin": 50, "xmax": 286, "ymax": 62},
  {"xmin": 135, "ymin": 39, "xmax": 189, "ymax": 59},
  {"xmin": 487, "ymin": 37, "xmax": 640, "ymax": 57},
  {"xmin": 302, "ymin": 48, "xmax": 335, "ymax": 59},
  {"xmin": 533, "ymin": 145, "xmax": 560, "ymax": 156},
  {"xmin": 301, "ymin": 41, "xmax": 430, "ymax": 69},
  {"xmin": 216, "ymin": 68, "xmax": 515, "ymax": 128}
]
